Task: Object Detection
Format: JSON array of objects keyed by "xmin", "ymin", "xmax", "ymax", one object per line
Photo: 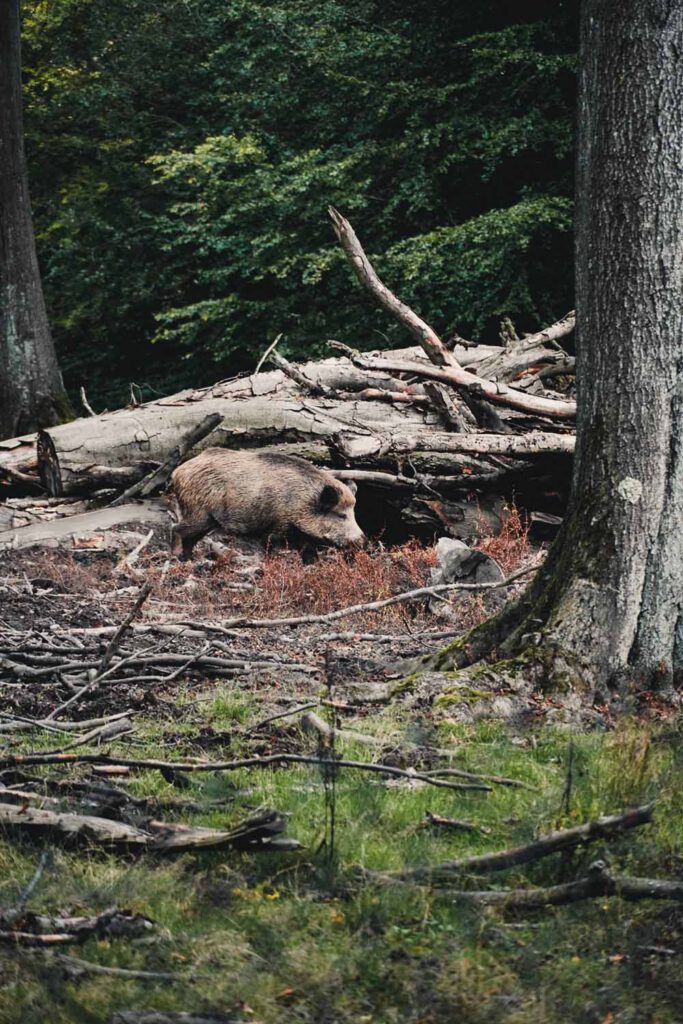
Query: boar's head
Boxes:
[{"xmin": 297, "ymin": 479, "xmax": 367, "ymax": 549}]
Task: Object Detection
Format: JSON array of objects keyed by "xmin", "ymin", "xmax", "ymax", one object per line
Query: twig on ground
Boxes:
[
  {"xmin": 300, "ymin": 710, "xmax": 383, "ymax": 747},
  {"xmin": 0, "ymin": 710, "xmax": 134, "ymax": 735},
  {"xmin": 96, "ymin": 581, "xmax": 154, "ymax": 677},
  {"xmin": 115, "ymin": 529, "xmax": 154, "ymax": 574},
  {"xmin": 45, "ymin": 716, "xmax": 135, "ymax": 755},
  {"xmin": 419, "ymin": 811, "xmax": 490, "ymax": 835},
  {"xmin": 53, "ymin": 954, "xmax": 185, "ymax": 981},
  {"xmin": 421, "ymin": 768, "xmax": 531, "ymax": 789},
  {"xmin": 14, "ymin": 849, "xmax": 52, "ymax": 911},
  {"xmin": 160, "ymin": 563, "xmax": 536, "ymax": 633},
  {"xmin": 249, "ymin": 702, "xmax": 318, "ymax": 732}
]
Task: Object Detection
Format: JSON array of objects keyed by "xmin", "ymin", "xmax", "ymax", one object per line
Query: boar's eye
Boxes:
[{"xmin": 318, "ymin": 484, "xmax": 339, "ymax": 512}]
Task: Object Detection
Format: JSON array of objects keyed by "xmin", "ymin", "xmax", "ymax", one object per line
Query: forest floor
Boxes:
[{"xmin": 0, "ymin": 516, "xmax": 682, "ymax": 1024}]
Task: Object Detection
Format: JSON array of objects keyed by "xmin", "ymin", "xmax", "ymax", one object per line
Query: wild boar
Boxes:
[{"xmin": 170, "ymin": 448, "xmax": 367, "ymax": 559}]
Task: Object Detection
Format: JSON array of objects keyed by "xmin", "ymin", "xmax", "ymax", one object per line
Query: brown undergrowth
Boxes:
[
  {"xmin": 477, "ymin": 501, "xmax": 531, "ymax": 575},
  {"xmin": 8, "ymin": 506, "xmax": 533, "ymax": 634}
]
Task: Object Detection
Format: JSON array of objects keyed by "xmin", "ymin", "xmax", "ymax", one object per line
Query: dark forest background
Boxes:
[{"xmin": 22, "ymin": 0, "xmax": 578, "ymax": 410}]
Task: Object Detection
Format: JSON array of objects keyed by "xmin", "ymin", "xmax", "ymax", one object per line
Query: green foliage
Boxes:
[{"xmin": 22, "ymin": 0, "xmax": 578, "ymax": 408}]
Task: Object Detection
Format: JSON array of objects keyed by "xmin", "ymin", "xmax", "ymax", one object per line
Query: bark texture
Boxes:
[
  {"xmin": 429, "ymin": 0, "xmax": 683, "ymax": 689},
  {"xmin": 560, "ymin": 0, "xmax": 683, "ymax": 683},
  {"xmin": 0, "ymin": 0, "xmax": 71, "ymax": 440}
]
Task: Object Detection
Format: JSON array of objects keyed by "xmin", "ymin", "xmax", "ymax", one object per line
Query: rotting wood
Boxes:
[{"xmin": 0, "ymin": 803, "xmax": 301, "ymax": 853}]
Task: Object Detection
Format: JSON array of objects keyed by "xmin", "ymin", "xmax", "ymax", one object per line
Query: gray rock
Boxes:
[
  {"xmin": 432, "ymin": 537, "xmax": 505, "ymax": 586},
  {"xmin": 428, "ymin": 537, "xmax": 505, "ymax": 617}
]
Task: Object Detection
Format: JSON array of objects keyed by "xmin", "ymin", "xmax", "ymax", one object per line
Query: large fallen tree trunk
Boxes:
[
  {"xmin": 0, "ymin": 349, "xmax": 573, "ymax": 504},
  {"xmin": 0, "ymin": 211, "xmax": 575, "ymax": 538}
]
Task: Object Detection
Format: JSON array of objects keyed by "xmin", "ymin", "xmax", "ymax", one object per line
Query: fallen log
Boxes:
[
  {"xmin": 334, "ymin": 430, "xmax": 574, "ymax": 460},
  {"xmin": 0, "ymin": 342, "xmax": 570, "ymax": 497},
  {"xmin": 0, "ymin": 803, "xmax": 301, "ymax": 853},
  {"xmin": 0, "ymin": 500, "xmax": 170, "ymax": 552}
]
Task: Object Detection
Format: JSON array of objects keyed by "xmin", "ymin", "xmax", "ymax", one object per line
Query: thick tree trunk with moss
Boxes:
[
  {"xmin": 429, "ymin": 0, "xmax": 683, "ymax": 691},
  {"xmin": 0, "ymin": 0, "xmax": 72, "ymax": 440}
]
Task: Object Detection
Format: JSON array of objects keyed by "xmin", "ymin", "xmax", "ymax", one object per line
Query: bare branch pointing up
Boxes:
[{"xmin": 328, "ymin": 207, "xmax": 576, "ymax": 420}]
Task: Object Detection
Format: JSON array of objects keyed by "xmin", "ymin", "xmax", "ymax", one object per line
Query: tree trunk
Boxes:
[
  {"xmin": 430, "ymin": 0, "xmax": 683, "ymax": 690},
  {"xmin": 0, "ymin": 0, "xmax": 72, "ymax": 440}
]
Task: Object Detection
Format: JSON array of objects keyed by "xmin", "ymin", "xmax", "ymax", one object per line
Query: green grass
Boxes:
[{"xmin": 1, "ymin": 708, "xmax": 683, "ymax": 1024}]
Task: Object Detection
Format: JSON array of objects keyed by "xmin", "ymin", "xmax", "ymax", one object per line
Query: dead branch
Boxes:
[
  {"xmin": 109, "ymin": 412, "xmax": 223, "ymax": 507},
  {"xmin": 472, "ymin": 311, "xmax": 575, "ymax": 383},
  {"xmin": 0, "ymin": 710, "xmax": 133, "ymax": 735},
  {"xmin": 0, "ymin": 802, "xmax": 301, "ymax": 853},
  {"xmin": 115, "ymin": 528, "xmax": 154, "ymax": 574},
  {"xmin": 328, "ymin": 210, "xmax": 576, "ymax": 418},
  {"xmin": 0, "ymin": 754, "xmax": 492, "ymax": 792},
  {"xmin": 108, "ymin": 1011, "xmax": 231, "ymax": 1023},
  {"xmin": 445, "ymin": 860, "xmax": 683, "ymax": 908},
  {"xmin": 98, "ymin": 580, "xmax": 153, "ymax": 676},
  {"xmin": 420, "ymin": 767, "xmax": 530, "ymax": 789},
  {"xmin": 268, "ymin": 349, "xmax": 333, "ymax": 396},
  {"xmin": 330, "ymin": 342, "xmax": 576, "ymax": 420},
  {"xmin": 332, "ymin": 426, "xmax": 574, "ymax": 460},
  {"xmin": 54, "ymin": 955, "xmax": 186, "ymax": 982},
  {"xmin": 364, "ymin": 805, "xmax": 653, "ymax": 884},
  {"xmin": 155, "ymin": 562, "xmax": 536, "ymax": 633},
  {"xmin": 419, "ymin": 811, "xmax": 490, "ymax": 835},
  {"xmin": 300, "ymin": 710, "xmax": 382, "ymax": 747},
  {"xmin": 79, "ymin": 386, "xmax": 97, "ymax": 417},
  {"xmin": 328, "ymin": 206, "xmax": 457, "ymax": 368},
  {"xmin": 423, "ymin": 382, "xmax": 476, "ymax": 432},
  {"xmin": 0, "ymin": 905, "xmax": 153, "ymax": 945},
  {"xmin": 13, "ymin": 850, "xmax": 52, "ymax": 911}
]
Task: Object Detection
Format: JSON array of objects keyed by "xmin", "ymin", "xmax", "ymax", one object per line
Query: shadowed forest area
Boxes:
[{"xmin": 22, "ymin": 0, "xmax": 577, "ymax": 408}]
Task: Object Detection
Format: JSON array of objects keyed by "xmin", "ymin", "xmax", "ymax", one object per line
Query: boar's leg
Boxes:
[{"xmin": 171, "ymin": 514, "xmax": 213, "ymax": 561}]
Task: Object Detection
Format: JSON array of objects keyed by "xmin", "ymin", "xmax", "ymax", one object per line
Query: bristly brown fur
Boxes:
[{"xmin": 170, "ymin": 448, "xmax": 365, "ymax": 559}]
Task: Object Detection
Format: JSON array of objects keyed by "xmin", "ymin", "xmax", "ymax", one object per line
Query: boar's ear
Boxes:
[
  {"xmin": 346, "ymin": 480, "xmax": 358, "ymax": 496},
  {"xmin": 318, "ymin": 483, "xmax": 339, "ymax": 512}
]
